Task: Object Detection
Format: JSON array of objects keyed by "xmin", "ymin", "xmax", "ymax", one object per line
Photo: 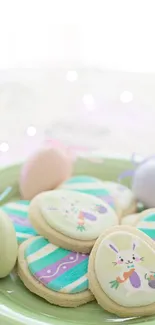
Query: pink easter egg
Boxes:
[{"xmin": 20, "ymin": 148, "xmax": 73, "ymax": 200}]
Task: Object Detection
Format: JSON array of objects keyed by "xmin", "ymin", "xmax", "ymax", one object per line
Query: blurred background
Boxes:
[{"xmin": 0, "ymin": 0, "xmax": 155, "ymax": 166}]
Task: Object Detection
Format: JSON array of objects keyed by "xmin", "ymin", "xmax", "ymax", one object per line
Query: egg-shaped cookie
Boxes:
[
  {"xmin": 102, "ymin": 181, "xmax": 137, "ymax": 217},
  {"xmin": 29, "ymin": 190, "xmax": 119, "ymax": 253},
  {"xmin": 121, "ymin": 213, "xmax": 140, "ymax": 226},
  {"xmin": 88, "ymin": 225, "xmax": 155, "ymax": 317},
  {"xmin": 60, "ymin": 176, "xmax": 120, "ymax": 216},
  {"xmin": 135, "ymin": 208, "xmax": 155, "ymax": 240},
  {"xmin": 18, "ymin": 236, "xmax": 94, "ymax": 307},
  {"xmin": 1, "ymin": 200, "xmax": 37, "ymax": 244}
]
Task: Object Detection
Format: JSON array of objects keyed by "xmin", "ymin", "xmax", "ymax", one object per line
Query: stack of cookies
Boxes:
[
  {"xmin": 2, "ymin": 148, "xmax": 155, "ymax": 318},
  {"xmin": 2, "ymin": 171, "xmax": 142, "ymax": 315}
]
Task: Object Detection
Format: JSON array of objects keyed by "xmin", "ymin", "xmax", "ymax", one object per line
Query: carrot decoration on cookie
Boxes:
[
  {"xmin": 77, "ymin": 211, "xmax": 97, "ymax": 231},
  {"xmin": 77, "ymin": 211, "xmax": 85, "ymax": 231},
  {"xmin": 110, "ymin": 269, "xmax": 135, "ymax": 289}
]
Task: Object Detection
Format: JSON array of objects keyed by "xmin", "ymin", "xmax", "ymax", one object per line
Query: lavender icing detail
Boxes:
[
  {"xmin": 98, "ymin": 195, "xmax": 115, "ymax": 207},
  {"xmin": 82, "ymin": 211, "xmax": 97, "ymax": 221},
  {"xmin": 34, "ymin": 252, "xmax": 88, "ymax": 285},
  {"xmin": 129, "ymin": 271, "xmax": 141, "ymax": 288},
  {"xmin": 96, "ymin": 205, "xmax": 108, "ymax": 214},
  {"xmin": 9, "ymin": 214, "xmax": 32, "ymax": 227}
]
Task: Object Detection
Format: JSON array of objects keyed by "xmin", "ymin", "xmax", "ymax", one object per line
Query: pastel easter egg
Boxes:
[
  {"xmin": 20, "ymin": 148, "xmax": 73, "ymax": 200},
  {"xmin": 0, "ymin": 209, "xmax": 18, "ymax": 278},
  {"xmin": 132, "ymin": 159, "xmax": 155, "ymax": 208},
  {"xmin": 1, "ymin": 200, "xmax": 37, "ymax": 244}
]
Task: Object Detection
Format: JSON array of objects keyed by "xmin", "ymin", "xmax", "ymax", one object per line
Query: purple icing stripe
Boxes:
[
  {"xmin": 99, "ymin": 195, "xmax": 114, "ymax": 206},
  {"xmin": 34, "ymin": 252, "xmax": 87, "ymax": 285},
  {"xmin": 9, "ymin": 214, "xmax": 32, "ymax": 227}
]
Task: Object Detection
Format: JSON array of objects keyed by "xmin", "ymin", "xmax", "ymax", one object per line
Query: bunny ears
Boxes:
[{"xmin": 106, "ymin": 238, "xmax": 139, "ymax": 254}]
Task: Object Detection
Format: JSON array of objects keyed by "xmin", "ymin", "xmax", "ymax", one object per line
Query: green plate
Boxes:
[{"xmin": 0, "ymin": 157, "xmax": 154, "ymax": 325}]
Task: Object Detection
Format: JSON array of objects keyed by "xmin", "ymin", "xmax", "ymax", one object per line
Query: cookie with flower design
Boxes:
[
  {"xmin": 28, "ymin": 189, "xmax": 118, "ymax": 253},
  {"xmin": 18, "ymin": 236, "xmax": 94, "ymax": 307}
]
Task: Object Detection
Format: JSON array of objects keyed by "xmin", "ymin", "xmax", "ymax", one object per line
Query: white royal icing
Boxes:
[
  {"xmin": 103, "ymin": 182, "xmax": 135, "ymax": 212},
  {"xmin": 39, "ymin": 190, "xmax": 118, "ymax": 240},
  {"xmin": 95, "ymin": 231, "xmax": 155, "ymax": 307}
]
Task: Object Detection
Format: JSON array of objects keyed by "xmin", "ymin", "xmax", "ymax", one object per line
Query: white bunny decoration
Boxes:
[{"xmin": 107, "ymin": 239, "xmax": 155, "ymax": 296}]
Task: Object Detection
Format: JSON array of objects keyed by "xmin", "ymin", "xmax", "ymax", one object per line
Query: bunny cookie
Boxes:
[
  {"xmin": 88, "ymin": 225, "xmax": 155, "ymax": 317},
  {"xmin": 28, "ymin": 190, "xmax": 119, "ymax": 253}
]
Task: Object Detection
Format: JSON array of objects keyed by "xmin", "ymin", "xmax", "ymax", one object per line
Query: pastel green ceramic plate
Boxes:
[{"xmin": 0, "ymin": 157, "xmax": 154, "ymax": 325}]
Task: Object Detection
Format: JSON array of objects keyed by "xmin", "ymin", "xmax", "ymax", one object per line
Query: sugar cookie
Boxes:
[
  {"xmin": 18, "ymin": 236, "xmax": 94, "ymax": 307},
  {"xmin": 102, "ymin": 181, "xmax": 137, "ymax": 217},
  {"xmin": 0, "ymin": 209, "xmax": 18, "ymax": 277},
  {"xmin": 88, "ymin": 225, "xmax": 155, "ymax": 317},
  {"xmin": 121, "ymin": 213, "xmax": 140, "ymax": 226},
  {"xmin": 61, "ymin": 177, "xmax": 136, "ymax": 217},
  {"xmin": 2, "ymin": 200, "xmax": 37, "ymax": 244},
  {"xmin": 29, "ymin": 190, "xmax": 118, "ymax": 253},
  {"xmin": 60, "ymin": 176, "xmax": 116, "ymax": 209},
  {"xmin": 135, "ymin": 208, "xmax": 155, "ymax": 240},
  {"xmin": 59, "ymin": 176, "xmax": 123, "ymax": 217}
]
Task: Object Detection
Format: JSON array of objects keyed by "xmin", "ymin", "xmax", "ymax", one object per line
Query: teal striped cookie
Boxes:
[
  {"xmin": 136, "ymin": 209, "xmax": 155, "ymax": 240},
  {"xmin": 60, "ymin": 176, "xmax": 116, "ymax": 210},
  {"xmin": 1, "ymin": 201, "xmax": 37, "ymax": 244},
  {"xmin": 60, "ymin": 177, "xmax": 137, "ymax": 217},
  {"xmin": 18, "ymin": 236, "xmax": 94, "ymax": 307}
]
